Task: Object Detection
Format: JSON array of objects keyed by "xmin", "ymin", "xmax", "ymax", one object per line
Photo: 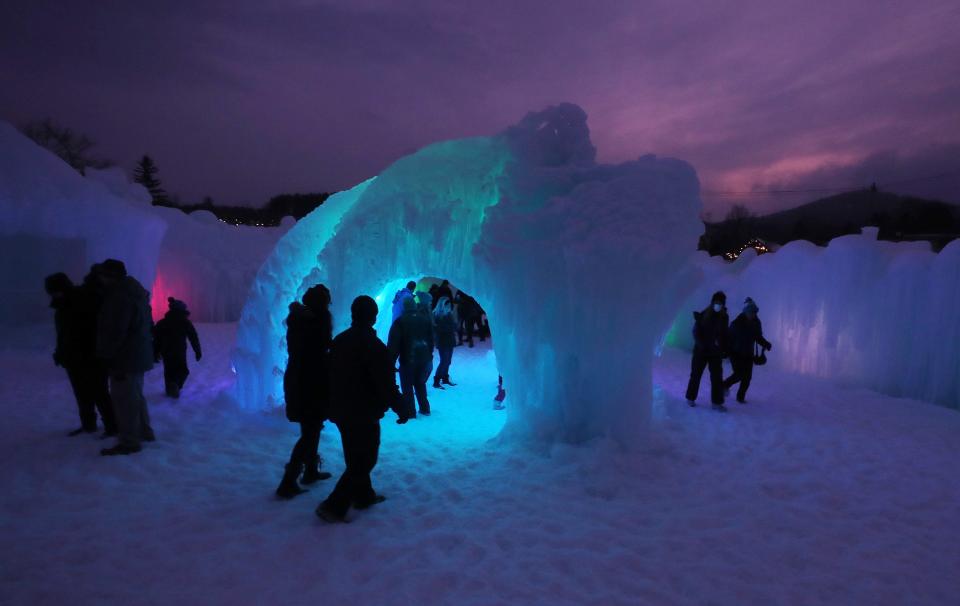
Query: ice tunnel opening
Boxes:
[{"xmin": 373, "ymin": 275, "xmax": 507, "ymax": 446}]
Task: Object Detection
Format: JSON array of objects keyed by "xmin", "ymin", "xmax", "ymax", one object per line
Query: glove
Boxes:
[
  {"xmin": 765, "ymin": 342, "xmax": 773, "ymax": 352},
  {"xmin": 52, "ymin": 352, "xmax": 62, "ymax": 367},
  {"xmin": 195, "ymin": 352, "xmax": 202, "ymax": 362}
]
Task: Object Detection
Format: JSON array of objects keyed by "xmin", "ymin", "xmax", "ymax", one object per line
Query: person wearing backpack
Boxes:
[
  {"xmin": 388, "ymin": 294, "xmax": 434, "ymax": 419},
  {"xmin": 723, "ymin": 297, "xmax": 772, "ymax": 404}
]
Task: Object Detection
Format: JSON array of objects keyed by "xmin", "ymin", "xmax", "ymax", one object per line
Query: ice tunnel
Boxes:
[{"xmin": 232, "ymin": 103, "xmax": 703, "ymax": 444}]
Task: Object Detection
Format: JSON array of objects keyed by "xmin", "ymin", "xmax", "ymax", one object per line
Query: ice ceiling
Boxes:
[{"xmin": 232, "ymin": 104, "xmax": 703, "ymax": 444}]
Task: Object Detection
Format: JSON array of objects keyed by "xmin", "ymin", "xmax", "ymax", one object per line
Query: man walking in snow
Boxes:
[
  {"xmin": 388, "ymin": 294, "xmax": 434, "ymax": 419},
  {"xmin": 685, "ymin": 290, "xmax": 730, "ymax": 411},
  {"xmin": 95, "ymin": 259, "xmax": 156, "ymax": 456},
  {"xmin": 152, "ymin": 297, "xmax": 202, "ymax": 398},
  {"xmin": 45, "ymin": 271, "xmax": 118, "ymax": 438},
  {"xmin": 316, "ymin": 296, "xmax": 399, "ymax": 523}
]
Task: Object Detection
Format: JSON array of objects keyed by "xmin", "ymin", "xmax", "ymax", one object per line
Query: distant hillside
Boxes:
[{"xmin": 701, "ymin": 189, "xmax": 960, "ymax": 256}]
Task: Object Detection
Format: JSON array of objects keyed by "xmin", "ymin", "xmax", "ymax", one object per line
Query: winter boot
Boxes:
[
  {"xmin": 433, "ymin": 376, "xmax": 444, "ymax": 389},
  {"xmin": 301, "ymin": 456, "xmax": 332, "ymax": 484},
  {"xmin": 275, "ymin": 463, "xmax": 308, "ymax": 499},
  {"xmin": 100, "ymin": 443, "xmax": 141, "ymax": 456},
  {"xmin": 442, "ymin": 376, "xmax": 457, "ymax": 386},
  {"xmin": 353, "ymin": 494, "xmax": 387, "ymax": 510}
]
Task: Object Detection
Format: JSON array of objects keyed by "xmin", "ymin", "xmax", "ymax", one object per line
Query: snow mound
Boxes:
[
  {"xmin": 233, "ymin": 103, "xmax": 703, "ymax": 443},
  {"xmin": 0, "ymin": 123, "xmax": 166, "ymax": 323},
  {"xmin": 666, "ymin": 228, "xmax": 960, "ymax": 408}
]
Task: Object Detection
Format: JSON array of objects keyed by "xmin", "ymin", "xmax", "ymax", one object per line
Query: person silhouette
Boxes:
[
  {"xmin": 276, "ymin": 285, "xmax": 334, "ymax": 499},
  {"xmin": 316, "ymin": 296, "xmax": 400, "ymax": 523},
  {"xmin": 685, "ymin": 291, "xmax": 730, "ymax": 412},
  {"xmin": 722, "ymin": 297, "xmax": 772, "ymax": 403}
]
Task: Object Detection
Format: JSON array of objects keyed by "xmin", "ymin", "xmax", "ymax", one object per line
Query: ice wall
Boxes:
[
  {"xmin": 234, "ymin": 104, "xmax": 703, "ymax": 444},
  {"xmin": 0, "ymin": 124, "xmax": 166, "ymax": 324},
  {"xmin": 148, "ymin": 208, "xmax": 288, "ymax": 322},
  {"xmin": 666, "ymin": 228, "xmax": 960, "ymax": 409},
  {"xmin": 82, "ymin": 168, "xmax": 289, "ymax": 323}
]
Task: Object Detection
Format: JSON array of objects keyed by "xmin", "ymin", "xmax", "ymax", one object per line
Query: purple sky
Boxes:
[{"xmin": 2, "ymin": 0, "xmax": 958, "ymax": 215}]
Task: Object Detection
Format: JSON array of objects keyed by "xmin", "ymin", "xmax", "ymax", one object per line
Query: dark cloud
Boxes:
[{"xmin": 1, "ymin": 0, "xmax": 958, "ymax": 209}]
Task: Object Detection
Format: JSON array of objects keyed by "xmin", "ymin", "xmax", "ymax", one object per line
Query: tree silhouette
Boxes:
[
  {"xmin": 133, "ymin": 155, "xmax": 168, "ymax": 204},
  {"xmin": 21, "ymin": 118, "xmax": 111, "ymax": 175}
]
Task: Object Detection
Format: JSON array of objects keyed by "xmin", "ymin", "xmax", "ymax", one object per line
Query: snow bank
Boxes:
[
  {"xmin": 234, "ymin": 104, "xmax": 703, "ymax": 444},
  {"xmin": 666, "ymin": 228, "xmax": 960, "ymax": 409},
  {"xmin": 0, "ymin": 124, "xmax": 166, "ymax": 323}
]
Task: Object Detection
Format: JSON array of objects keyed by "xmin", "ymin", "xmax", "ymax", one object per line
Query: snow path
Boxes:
[{"xmin": 2, "ymin": 324, "xmax": 959, "ymax": 605}]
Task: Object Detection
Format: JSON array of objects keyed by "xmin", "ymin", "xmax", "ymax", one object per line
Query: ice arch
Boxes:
[{"xmin": 233, "ymin": 104, "xmax": 703, "ymax": 444}]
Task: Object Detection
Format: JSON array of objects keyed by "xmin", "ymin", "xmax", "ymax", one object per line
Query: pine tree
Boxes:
[{"xmin": 133, "ymin": 155, "xmax": 168, "ymax": 205}]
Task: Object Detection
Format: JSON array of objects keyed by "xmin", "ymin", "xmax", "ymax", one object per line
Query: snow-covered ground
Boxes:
[{"xmin": 2, "ymin": 324, "xmax": 959, "ymax": 605}]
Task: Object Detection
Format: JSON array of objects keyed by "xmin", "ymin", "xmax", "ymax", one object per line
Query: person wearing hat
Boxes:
[
  {"xmin": 685, "ymin": 290, "xmax": 730, "ymax": 411},
  {"xmin": 388, "ymin": 293, "xmax": 435, "ymax": 419},
  {"xmin": 276, "ymin": 284, "xmax": 334, "ymax": 499},
  {"xmin": 391, "ymin": 281, "xmax": 417, "ymax": 323},
  {"xmin": 152, "ymin": 297, "xmax": 202, "ymax": 399},
  {"xmin": 316, "ymin": 296, "xmax": 401, "ymax": 523},
  {"xmin": 432, "ymin": 296, "xmax": 458, "ymax": 389},
  {"xmin": 723, "ymin": 297, "xmax": 772, "ymax": 404},
  {"xmin": 94, "ymin": 259, "xmax": 156, "ymax": 456},
  {"xmin": 44, "ymin": 271, "xmax": 118, "ymax": 437}
]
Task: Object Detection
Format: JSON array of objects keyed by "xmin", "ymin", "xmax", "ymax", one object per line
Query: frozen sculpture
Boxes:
[{"xmin": 233, "ymin": 104, "xmax": 703, "ymax": 443}]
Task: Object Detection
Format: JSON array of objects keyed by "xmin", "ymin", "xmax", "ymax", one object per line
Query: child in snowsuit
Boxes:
[{"xmin": 153, "ymin": 297, "xmax": 202, "ymax": 398}]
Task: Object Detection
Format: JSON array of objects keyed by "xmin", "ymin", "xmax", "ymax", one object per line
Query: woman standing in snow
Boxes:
[
  {"xmin": 432, "ymin": 296, "xmax": 457, "ymax": 389},
  {"xmin": 276, "ymin": 284, "xmax": 334, "ymax": 499},
  {"xmin": 723, "ymin": 297, "xmax": 772, "ymax": 404}
]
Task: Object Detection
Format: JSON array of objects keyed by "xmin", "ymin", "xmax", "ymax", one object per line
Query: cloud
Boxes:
[{"xmin": 0, "ymin": 0, "xmax": 957, "ymax": 208}]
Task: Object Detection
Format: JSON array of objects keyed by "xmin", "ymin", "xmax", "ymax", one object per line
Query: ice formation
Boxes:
[
  {"xmin": 81, "ymin": 167, "xmax": 289, "ymax": 323},
  {"xmin": 233, "ymin": 104, "xmax": 703, "ymax": 443},
  {"xmin": 0, "ymin": 124, "xmax": 166, "ymax": 324},
  {"xmin": 147, "ymin": 207, "xmax": 289, "ymax": 322},
  {"xmin": 666, "ymin": 228, "xmax": 960, "ymax": 409}
]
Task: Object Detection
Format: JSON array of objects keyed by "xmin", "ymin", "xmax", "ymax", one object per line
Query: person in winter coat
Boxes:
[
  {"xmin": 415, "ymin": 290, "xmax": 435, "ymax": 387},
  {"xmin": 152, "ymin": 297, "xmax": 202, "ymax": 399},
  {"xmin": 94, "ymin": 259, "xmax": 156, "ymax": 455},
  {"xmin": 276, "ymin": 284, "xmax": 334, "ymax": 499},
  {"xmin": 316, "ymin": 296, "xmax": 400, "ymax": 523},
  {"xmin": 685, "ymin": 290, "xmax": 730, "ymax": 411},
  {"xmin": 433, "ymin": 280, "xmax": 453, "ymax": 311},
  {"xmin": 391, "ymin": 281, "xmax": 416, "ymax": 323},
  {"xmin": 388, "ymin": 294, "xmax": 434, "ymax": 419},
  {"xmin": 722, "ymin": 297, "xmax": 772, "ymax": 404},
  {"xmin": 45, "ymin": 272, "xmax": 117, "ymax": 437},
  {"xmin": 455, "ymin": 291, "xmax": 482, "ymax": 347},
  {"xmin": 432, "ymin": 296, "xmax": 458, "ymax": 388}
]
